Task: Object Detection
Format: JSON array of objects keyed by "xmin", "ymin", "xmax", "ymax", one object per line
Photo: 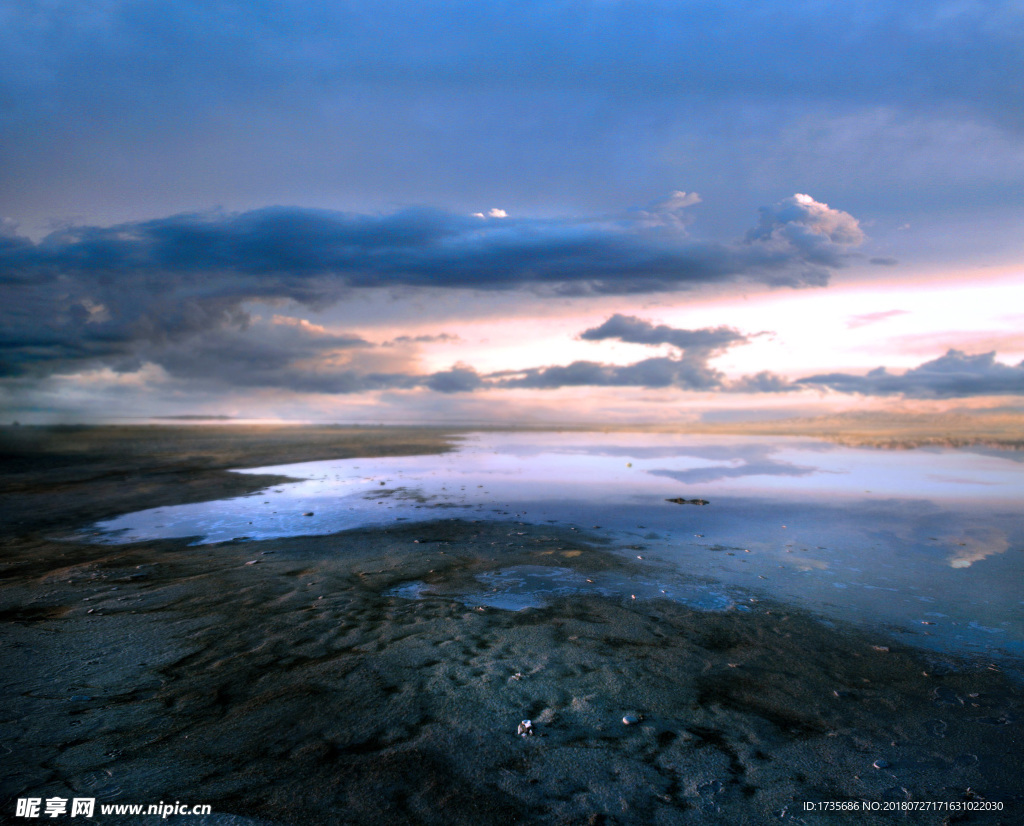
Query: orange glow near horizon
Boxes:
[{"xmin": 348, "ymin": 266, "xmax": 1024, "ymax": 383}]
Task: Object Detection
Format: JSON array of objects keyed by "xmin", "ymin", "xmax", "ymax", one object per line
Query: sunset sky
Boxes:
[{"xmin": 2, "ymin": 1, "xmax": 1023, "ymax": 423}]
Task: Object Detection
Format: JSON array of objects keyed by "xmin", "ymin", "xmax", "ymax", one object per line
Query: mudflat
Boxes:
[{"xmin": 1, "ymin": 425, "xmax": 1021, "ymax": 825}]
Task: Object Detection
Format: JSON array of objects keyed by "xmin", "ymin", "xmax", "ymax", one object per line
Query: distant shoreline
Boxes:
[{"xmin": 3, "ymin": 409, "xmax": 1023, "ymax": 451}]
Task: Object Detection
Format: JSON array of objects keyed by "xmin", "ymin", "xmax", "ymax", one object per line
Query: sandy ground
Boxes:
[
  {"xmin": 687, "ymin": 411, "xmax": 1024, "ymax": 451},
  {"xmin": 1, "ymin": 425, "xmax": 1022, "ymax": 825}
]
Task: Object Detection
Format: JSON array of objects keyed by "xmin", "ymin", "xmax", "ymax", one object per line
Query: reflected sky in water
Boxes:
[{"xmin": 87, "ymin": 432, "xmax": 1024, "ymax": 663}]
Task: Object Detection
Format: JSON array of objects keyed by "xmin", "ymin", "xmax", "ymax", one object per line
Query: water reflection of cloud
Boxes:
[
  {"xmin": 792, "ymin": 557, "xmax": 830, "ymax": 571},
  {"xmin": 928, "ymin": 474, "xmax": 1001, "ymax": 486},
  {"xmin": 492, "ymin": 439, "xmax": 840, "ymax": 461},
  {"xmin": 640, "ymin": 441, "xmax": 838, "ymax": 461},
  {"xmin": 647, "ymin": 444, "xmax": 822, "ymax": 484},
  {"xmin": 963, "ymin": 447, "xmax": 1024, "ymax": 464},
  {"xmin": 947, "ymin": 529, "xmax": 1010, "ymax": 569}
]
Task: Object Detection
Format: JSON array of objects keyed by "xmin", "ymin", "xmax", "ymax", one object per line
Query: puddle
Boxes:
[
  {"xmin": 385, "ymin": 565, "xmax": 738, "ymax": 612},
  {"xmin": 80, "ymin": 431, "xmax": 1024, "ymax": 664}
]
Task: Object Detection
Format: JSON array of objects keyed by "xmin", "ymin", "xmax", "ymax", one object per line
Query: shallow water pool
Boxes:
[{"xmin": 85, "ymin": 432, "xmax": 1024, "ymax": 664}]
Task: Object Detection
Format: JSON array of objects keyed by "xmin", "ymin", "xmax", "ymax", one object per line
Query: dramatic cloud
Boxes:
[
  {"xmin": 0, "ymin": 196, "xmax": 862, "ymax": 379},
  {"xmin": 492, "ymin": 357, "xmax": 724, "ymax": 391},
  {"xmin": 580, "ymin": 314, "xmax": 748, "ymax": 352},
  {"xmin": 490, "ymin": 313, "xmax": 757, "ymax": 391},
  {"xmin": 799, "ymin": 350, "xmax": 1024, "ymax": 398},
  {"xmin": 2, "ymin": 1, "xmax": 1020, "ymax": 423},
  {"xmin": 745, "ymin": 194, "xmax": 864, "ymax": 266},
  {"xmin": 469, "ymin": 346, "xmax": 1024, "ymax": 400},
  {"xmin": 1, "ymin": 197, "xmax": 859, "ymax": 291}
]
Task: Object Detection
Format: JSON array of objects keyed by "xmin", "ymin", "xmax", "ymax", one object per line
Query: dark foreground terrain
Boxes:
[{"xmin": 1, "ymin": 425, "xmax": 1021, "ymax": 825}]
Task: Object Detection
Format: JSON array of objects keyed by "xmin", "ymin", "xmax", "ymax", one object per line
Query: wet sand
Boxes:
[{"xmin": 1, "ymin": 426, "xmax": 1022, "ymax": 824}]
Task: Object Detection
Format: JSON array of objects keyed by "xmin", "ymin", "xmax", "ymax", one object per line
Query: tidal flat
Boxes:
[{"xmin": 1, "ymin": 424, "xmax": 1022, "ymax": 825}]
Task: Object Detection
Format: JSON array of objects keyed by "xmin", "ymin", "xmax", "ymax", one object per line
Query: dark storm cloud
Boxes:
[
  {"xmin": 0, "ymin": 196, "xmax": 862, "ymax": 378},
  {"xmin": 2, "ymin": 199, "xmax": 858, "ymax": 290},
  {"xmin": 798, "ymin": 350, "xmax": 1024, "ymax": 398},
  {"xmin": 579, "ymin": 314, "xmax": 748, "ymax": 352}
]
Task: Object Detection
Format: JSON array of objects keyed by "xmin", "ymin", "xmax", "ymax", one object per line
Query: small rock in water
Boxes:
[
  {"xmin": 518, "ymin": 720, "xmax": 535, "ymax": 737},
  {"xmin": 622, "ymin": 714, "xmax": 640, "ymax": 726},
  {"xmin": 303, "ymin": 512, "xmax": 314, "ymax": 517}
]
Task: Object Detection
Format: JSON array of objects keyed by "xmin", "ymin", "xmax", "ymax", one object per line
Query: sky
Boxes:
[{"xmin": 1, "ymin": 0, "xmax": 1023, "ymax": 424}]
